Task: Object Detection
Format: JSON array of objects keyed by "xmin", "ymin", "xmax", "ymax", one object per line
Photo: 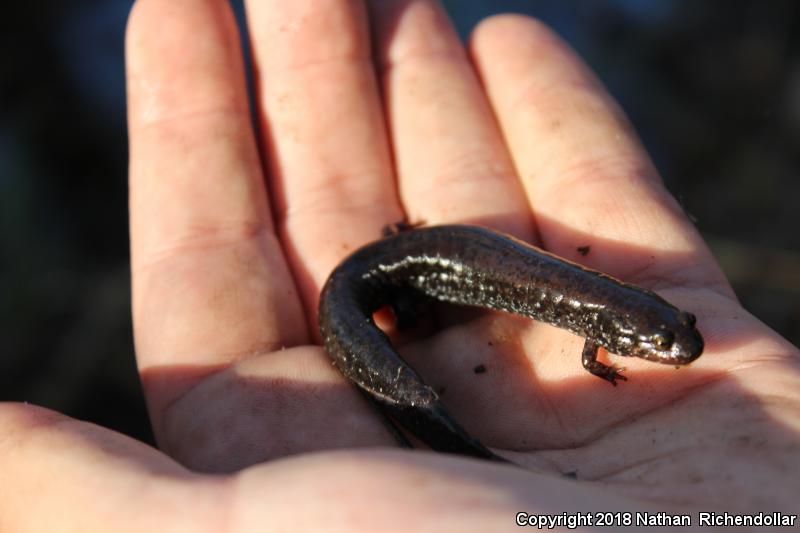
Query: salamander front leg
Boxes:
[{"xmin": 581, "ymin": 340, "xmax": 627, "ymax": 386}]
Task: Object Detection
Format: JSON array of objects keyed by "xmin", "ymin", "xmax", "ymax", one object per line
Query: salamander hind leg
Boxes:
[
  {"xmin": 359, "ymin": 390, "xmax": 413, "ymax": 448},
  {"xmin": 581, "ymin": 340, "xmax": 627, "ymax": 386},
  {"xmin": 379, "ymin": 398, "xmax": 510, "ymax": 463},
  {"xmin": 387, "ymin": 290, "xmax": 423, "ymax": 330},
  {"xmin": 381, "ymin": 220, "xmax": 426, "ymax": 237}
]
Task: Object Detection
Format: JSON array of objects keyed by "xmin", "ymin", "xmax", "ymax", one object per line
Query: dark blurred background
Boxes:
[{"xmin": 2, "ymin": 1, "xmax": 798, "ymax": 445}]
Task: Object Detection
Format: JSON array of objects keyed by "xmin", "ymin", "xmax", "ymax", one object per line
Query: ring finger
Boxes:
[{"xmin": 369, "ymin": 0, "xmax": 534, "ymax": 241}]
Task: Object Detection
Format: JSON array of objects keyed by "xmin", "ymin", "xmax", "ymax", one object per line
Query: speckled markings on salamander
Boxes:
[{"xmin": 318, "ymin": 225, "xmax": 704, "ymax": 462}]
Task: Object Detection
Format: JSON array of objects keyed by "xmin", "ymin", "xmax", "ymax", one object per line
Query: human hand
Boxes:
[{"xmin": 3, "ymin": 0, "xmax": 798, "ymax": 530}]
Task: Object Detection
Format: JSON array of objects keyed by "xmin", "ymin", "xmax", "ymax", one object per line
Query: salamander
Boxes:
[{"xmin": 318, "ymin": 225, "xmax": 704, "ymax": 462}]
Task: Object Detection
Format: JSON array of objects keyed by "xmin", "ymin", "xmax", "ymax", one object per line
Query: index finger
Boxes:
[{"xmin": 126, "ymin": 0, "xmax": 308, "ymax": 416}]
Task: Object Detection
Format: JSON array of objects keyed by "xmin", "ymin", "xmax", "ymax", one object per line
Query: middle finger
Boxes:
[{"xmin": 246, "ymin": 0, "xmax": 403, "ymax": 312}]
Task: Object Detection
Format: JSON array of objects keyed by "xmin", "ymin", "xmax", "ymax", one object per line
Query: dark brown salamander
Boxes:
[{"xmin": 318, "ymin": 225, "xmax": 704, "ymax": 462}]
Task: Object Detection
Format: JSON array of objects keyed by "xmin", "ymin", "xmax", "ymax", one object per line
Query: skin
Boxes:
[{"xmin": 1, "ymin": 0, "xmax": 799, "ymax": 531}]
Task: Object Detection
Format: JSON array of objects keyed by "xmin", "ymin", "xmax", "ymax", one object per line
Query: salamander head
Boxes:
[{"xmin": 606, "ymin": 309, "xmax": 704, "ymax": 364}]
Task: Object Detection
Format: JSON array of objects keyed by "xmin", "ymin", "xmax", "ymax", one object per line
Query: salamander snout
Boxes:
[
  {"xmin": 669, "ymin": 323, "xmax": 704, "ymax": 364},
  {"xmin": 636, "ymin": 311, "xmax": 704, "ymax": 364}
]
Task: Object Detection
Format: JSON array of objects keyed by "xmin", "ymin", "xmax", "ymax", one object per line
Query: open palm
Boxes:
[{"xmin": 3, "ymin": 0, "xmax": 798, "ymax": 530}]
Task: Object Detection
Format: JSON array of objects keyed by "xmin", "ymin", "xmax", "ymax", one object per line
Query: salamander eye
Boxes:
[
  {"xmin": 651, "ymin": 331, "xmax": 674, "ymax": 350},
  {"xmin": 677, "ymin": 312, "xmax": 697, "ymax": 328}
]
